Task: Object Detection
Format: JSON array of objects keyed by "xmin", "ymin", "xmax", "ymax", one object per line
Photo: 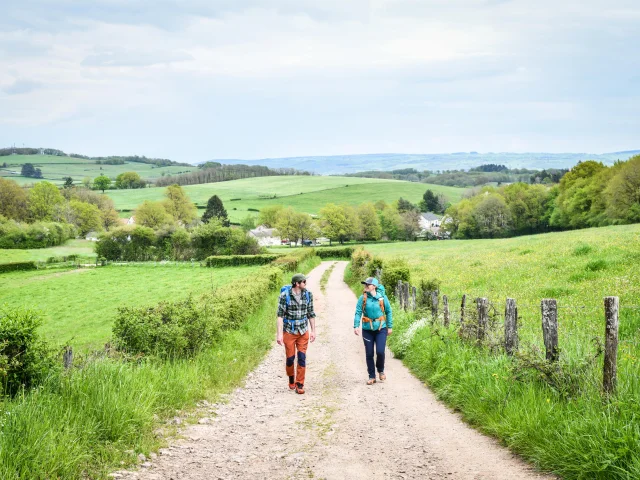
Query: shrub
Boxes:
[
  {"xmin": 418, "ymin": 277, "xmax": 441, "ymax": 308},
  {"xmin": 205, "ymin": 254, "xmax": 280, "ymax": 267},
  {"xmin": 367, "ymin": 255, "xmax": 384, "ymax": 277},
  {"xmin": 0, "ymin": 261, "xmax": 37, "ymax": 274},
  {"xmin": 0, "ymin": 306, "xmax": 58, "ymax": 396},
  {"xmin": 112, "ymin": 266, "xmax": 284, "ymax": 357},
  {"xmin": 113, "ymin": 297, "xmax": 214, "ymax": 358},
  {"xmin": 350, "ymin": 248, "xmax": 373, "ymax": 280},
  {"xmin": 380, "ymin": 258, "xmax": 410, "ymax": 299},
  {"xmin": 272, "ymin": 248, "xmax": 318, "ymax": 272},
  {"xmin": 315, "ymin": 247, "xmax": 355, "ymax": 258},
  {"xmin": 0, "ymin": 218, "xmax": 76, "ymax": 249}
]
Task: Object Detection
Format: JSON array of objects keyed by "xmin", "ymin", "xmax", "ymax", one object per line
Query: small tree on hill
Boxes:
[
  {"xmin": 202, "ymin": 195, "xmax": 229, "ymax": 226},
  {"xmin": 21, "ymin": 163, "xmax": 36, "ymax": 177},
  {"xmin": 93, "ymin": 175, "xmax": 111, "ymax": 193},
  {"xmin": 63, "ymin": 177, "xmax": 74, "ymax": 189}
]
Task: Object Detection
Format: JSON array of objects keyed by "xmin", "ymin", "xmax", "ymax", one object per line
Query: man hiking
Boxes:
[{"xmin": 277, "ymin": 273, "xmax": 316, "ymax": 394}]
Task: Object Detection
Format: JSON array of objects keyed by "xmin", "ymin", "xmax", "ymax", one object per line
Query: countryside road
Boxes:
[{"xmin": 115, "ymin": 261, "xmax": 553, "ymax": 480}]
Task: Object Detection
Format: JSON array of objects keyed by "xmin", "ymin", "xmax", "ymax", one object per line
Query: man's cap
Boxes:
[
  {"xmin": 361, "ymin": 277, "xmax": 379, "ymax": 287},
  {"xmin": 291, "ymin": 273, "xmax": 307, "ymax": 284}
]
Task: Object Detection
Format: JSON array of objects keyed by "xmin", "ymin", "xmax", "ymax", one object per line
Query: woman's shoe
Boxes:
[
  {"xmin": 379, "ymin": 372, "xmax": 386, "ymax": 382},
  {"xmin": 366, "ymin": 378, "xmax": 376, "ymax": 385}
]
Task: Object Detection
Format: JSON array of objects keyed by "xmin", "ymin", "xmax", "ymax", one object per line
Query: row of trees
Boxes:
[
  {"xmin": 0, "ymin": 178, "xmax": 120, "ymax": 236},
  {"xmin": 154, "ymin": 163, "xmax": 310, "ymax": 187},
  {"xmin": 346, "ymin": 166, "xmax": 569, "ymax": 188},
  {"xmin": 444, "ymin": 155, "xmax": 640, "ymax": 238}
]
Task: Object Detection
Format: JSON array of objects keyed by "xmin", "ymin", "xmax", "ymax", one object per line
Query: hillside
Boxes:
[
  {"xmin": 0, "ymin": 154, "xmax": 196, "ymax": 185},
  {"xmin": 215, "ymin": 150, "xmax": 640, "ymax": 175},
  {"xmin": 106, "ymin": 176, "xmax": 466, "ymax": 221}
]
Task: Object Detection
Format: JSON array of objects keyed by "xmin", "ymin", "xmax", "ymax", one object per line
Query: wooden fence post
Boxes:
[
  {"xmin": 397, "ymin": 280, "xmax": 403, "ymax": 309},
  {"xmin": 476, "ymin": 298, "xmax": 488, "ymax": 342},
  {"xmin": 541, "ymin": 299, "xmax": 559, "ymax": 362},
  {"xmin": 460, "ymin": 294, "xmax": 466, "ymax": 327},
  {"xmin": 504, "ymin": 298, "xmax": 518, "ymax": 356},
  {"xmin": 430, "ymin": 291, "xmax": 439, "ymax": 324},
  {"xmin": 63, "ymin": 346, "xmax": 73, "ymax": 370},
  {"xmin": 403, "ymin": 282, "xmax": 410, "ymax": 311},
  {"xmin": 375, "ymin": 268, "xmax": 381, "ymax": 281},
  {"xmin": 411, "ymin": 286, "xmax": 417, "ymax": 311},
  {"xmin": 603, "ymin": 296, "xmax": 619, "ymax": 395},
  {"xmin": 443, "ymin": 295, "xmax": 450, "ymax": 327}
]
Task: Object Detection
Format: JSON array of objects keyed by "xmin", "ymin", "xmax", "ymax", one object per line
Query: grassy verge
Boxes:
[{"xmin": 320, "ymin": 262, "xmax": 336, "ymax": 293}]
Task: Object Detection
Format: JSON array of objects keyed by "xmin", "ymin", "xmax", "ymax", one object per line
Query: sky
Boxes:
[{"xmin": 1, "ymin": 0, "xmax": 639, "ymax": 163}]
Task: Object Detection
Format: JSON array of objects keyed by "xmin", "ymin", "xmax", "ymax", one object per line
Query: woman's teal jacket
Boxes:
[{"xmin": 354, "ymin": 285, "xmax": 393, "ymax": 330}]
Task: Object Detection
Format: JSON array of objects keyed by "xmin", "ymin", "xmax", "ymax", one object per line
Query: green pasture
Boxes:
[
  {"xmin": 0, "ymin": 154, "xmax": 196, "ymax": 185},
  {"xmin": 0, "ymin": 264, "xmax": 261, "ymax": 349},
  {"xmin": 360, "ymin": 225, "xmax": 640, "ymax": 478},
  {"xmin": 0, "ymin": 239, "xmax": 96, "ymax": 263},
  {"xmin": 106, "ymin": 176, "xmax": 466, "ymax": 221}
]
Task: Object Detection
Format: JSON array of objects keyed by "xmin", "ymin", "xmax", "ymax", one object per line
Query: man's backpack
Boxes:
[{"xmin": 280, "ymin": 285, "xmax": 311, "ymax": 306}]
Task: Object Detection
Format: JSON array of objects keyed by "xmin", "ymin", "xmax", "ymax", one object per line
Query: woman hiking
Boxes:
[{"xmin": 353, "ymin": 277, "xmax": 393, "ymax": 385}]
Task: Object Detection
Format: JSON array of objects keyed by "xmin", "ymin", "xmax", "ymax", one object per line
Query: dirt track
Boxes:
[{"xmin": 114, "ymin": 261, "xmax": 553, "ymax": 480}]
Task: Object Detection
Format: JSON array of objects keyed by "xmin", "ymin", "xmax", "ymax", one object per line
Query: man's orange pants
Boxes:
[{"xmin": 283, "ymin": 331, "xmax": 309, "ymax": 385}]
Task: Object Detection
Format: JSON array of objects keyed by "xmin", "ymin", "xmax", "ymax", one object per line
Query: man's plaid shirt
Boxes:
[{"xmin": 277, "ymin": 288, "xmax": 316, "ymax": 335}]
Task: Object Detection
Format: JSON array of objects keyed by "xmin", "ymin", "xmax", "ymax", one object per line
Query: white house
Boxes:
[
  {"xmin": 248, "ymin": 225, "xmax": 281, "ymax": 246},
  {"xmin": 419, "ymin": 212, "xmax": 447, "ymax": 238}
]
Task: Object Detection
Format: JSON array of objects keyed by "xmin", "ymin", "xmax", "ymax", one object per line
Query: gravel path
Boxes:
[{"xmin": 113, "ymin": 261, "xmax": 554, "ymax": 480}]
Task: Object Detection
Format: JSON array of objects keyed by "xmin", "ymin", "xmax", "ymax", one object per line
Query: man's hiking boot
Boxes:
[
  {"xmin": 295, "ymin": 382, "xmax": 305, "ymax": 394},
  {"xmin": 289, "ymin": 376, "xmax": 295, "ymax": 390},
  {"xmin": 366, "ymin": 378, "xmax": 376, "ymax": 385},
  {"xmin": 379, "ymin": 372, "xmax": 386, "ymax": 382}
]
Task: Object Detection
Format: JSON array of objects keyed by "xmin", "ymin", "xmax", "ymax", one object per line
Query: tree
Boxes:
[
  {"xmin": 202, "ymin": 195, "xmax": 229, "ymax": 226},
  {"xmin": 21, "ymin": 163, "xmax": 35, "ymax": 177},
  {"xmin": 605, "ymin": 154, "xmax": 640, "ymax": 223},
  {"xmin": 420, "ymin": 189, "xmax": 439, "ymax": 212},
  {"xmin": 397, "ymin": 197, "xmax": 417, "ymax": 213},
  {"xmin": 63, "ymin": 177, "xmax": 74, "ymax": 189},
  {"xmin": 275, "ymin": 208, "xmax": 316, "ymax": 246},
  {"xmin": 240, "ymin": 214, "xmax": 256, "ymax": 232},
  {"xmin": 400, "ymin": 210, "xmax": 422, "ymax": 240},
  {"xmin": 69, "ymin": 200, "xmax": 102, "ymax": 235},
  {"xmin": 93, "ymin": 175, "xmax": 112, "ymax": 193},
  {"xmin": 135, "ymin": 201, "xmax": 173, "ymax": 229},
  {"xmin": 357, "ymin": 203, "xmax": 382, "ymax": 241},
  {"xmin": 0, "ymin": 178, "xmax": 29, "ymax": 221},
  {"xmin": 257, "ymin": 205, "xmax": 284, "ymax": 227},
  {"xmin": 29, "ymin": 181, "xmax": 64, "ymax": 221},
  {"xmin": 472, "ymin": 193, "xmax": 512, "ymax": 238},
  {"xmin": 82, "ymin": 177, "xmax": 92, "ymax": 188},
  {"xmin": 379, "ymin": 206, "xmax": 403, "ymax": 240},
  {"xmin": 115, "ymin": 171, "xmax": 145, "ymax": 189},
  {"xmin": 163, "ymin": 184, "xmax": 197, "ymax": 225},
  {"xmin": 550, "ymin": 161, "xmax": 606, "ymax": 228},
  {"xmin": 319, "ymin": 204, "xmax": 359, "ymax": 245}
]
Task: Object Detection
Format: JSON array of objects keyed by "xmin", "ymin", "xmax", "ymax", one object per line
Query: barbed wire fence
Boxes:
[{"xmin": 386, "ymin": 275, "xmax": 636, "ymax": 396}]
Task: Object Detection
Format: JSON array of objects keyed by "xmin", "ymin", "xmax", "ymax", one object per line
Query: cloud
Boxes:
[
  {"xmin": 3, "ymin": 79, "xmax": 43, "ymax": 95},
  {"xmin": 81, "ymin": 47, "xmax": 194, "ymax": 67}
]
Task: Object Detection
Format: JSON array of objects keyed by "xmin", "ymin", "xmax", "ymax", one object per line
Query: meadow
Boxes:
[
  {"xmin": 0, "ymin": 239, "xmax": 96, "ymax": 263},
  {"xmin": 0, "ymin": 154, "xmax": 195, "ymax": 185},
  {"xmin": 106, "ymin": 176, "xmax": 465, "ymax": 222},
  {"xmin": 0, "ymin": 264, "xmax": 262, "ymax": 349},
  {"xmin": 358, "ymin": 224, "xmax": 640, "ymax": 479}
]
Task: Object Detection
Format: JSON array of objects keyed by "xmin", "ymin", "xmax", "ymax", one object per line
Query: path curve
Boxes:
[{"xmin": 114, "ymin": 261, "xmax": 554, "ymax": 480}]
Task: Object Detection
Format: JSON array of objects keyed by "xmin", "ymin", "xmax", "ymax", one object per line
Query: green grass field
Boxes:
[
  {"xmin": 0, "ymin": 264, "xmax": 262, "ymax": 349},
  {"xmin": 359, "ymin": 224, "xmax": 640, "ymax": 478},
  {"xmin": 0, "ymin": 154, "xmax": 196, "ymax": 185},
  {"xmin": 0, "ymin": 239, "xmax": 97, "ymax": 263},
  {"xmin": 106, "ymin": 176, "xmax": 466, "ymax": 222}
]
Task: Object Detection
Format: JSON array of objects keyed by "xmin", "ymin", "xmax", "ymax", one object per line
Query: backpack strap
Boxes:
[{"xmin": 361, "ymin": 291, "xmax": 387, "ymax": 331}]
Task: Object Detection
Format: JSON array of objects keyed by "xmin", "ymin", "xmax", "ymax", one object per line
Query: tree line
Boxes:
[
  {"xmin": 346, "ymin": 165, "xmax": 568, "ymax": 187},
  {"xmin": 444, "ymin": 155, "xmax": 640, "ymax": 238},
  {"xmin": 153, "ymin": 163, "xmax": 311, "ymax": 187}
]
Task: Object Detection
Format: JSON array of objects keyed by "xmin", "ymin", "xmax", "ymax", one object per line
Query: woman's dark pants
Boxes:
[{"xmin": 362, "ymin": 328, "xmax": 387, "ymax": 379}]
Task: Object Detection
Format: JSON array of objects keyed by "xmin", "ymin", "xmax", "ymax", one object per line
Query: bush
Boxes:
[
  {"xmin": 205, "ymin": 254, "xmax": 280, "ymax": 267},
  {"xmin": 112, "ymin": 265, "xmax": 283, "ymax": 357},
  {"xmin": 418, "ymin": 277, "xmax": 441, "ymax": 308},
  {"xmin": 272, "ymin": 248, "xmax": 318, "ymax": 272},
  {"xmin": 113, "ymin": 297, "xmax": 214, "ymax": 358},
  {"xmin": 0, "ymin": 218, "xmax": 76, "ymax": 249},
  {"xmin": 315, "ymin": 247, "xmax": 355, "ymax": 258},
  {"xmin": 380, "ymin": 258, "xmax": 410, "ymax": 299},
  {"xmin": 0, "ymin": 306, "xmax": 58, "ymax": 396},
  {"xmin": 350, "ymin": 248, "xmax": 373, "ymax": 280},
  {"xmin": 367, "ymin": 255, "xmax": 384, "ymax": 277},
  {"xmin": 0, "ymin": 261, "xmax": 37, "ymax": 274}
]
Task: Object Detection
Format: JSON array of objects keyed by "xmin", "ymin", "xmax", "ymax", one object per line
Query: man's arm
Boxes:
[
  {"xmin": 277, "ymin": 316, "xmax": 284, "ymax": 345},
  {"xmin": 307, "ymin": 291, "xmax": 316, "ymax": 342}
]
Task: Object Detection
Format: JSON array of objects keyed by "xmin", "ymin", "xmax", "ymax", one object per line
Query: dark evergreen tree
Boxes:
[
  {"xmin": 63, "ymin": 177, "xmax": 74, "ymax": 188},
  {"xmin": 202, "ymin": 195, "xmax": 229, "ymax": 226},
  {"xmin": 21, "ymin": 163, "xmax": 36, "ymax": 177},
  {"xmin": 422, "ymin": 189, "xmax": 440, "ymax": 212}
]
